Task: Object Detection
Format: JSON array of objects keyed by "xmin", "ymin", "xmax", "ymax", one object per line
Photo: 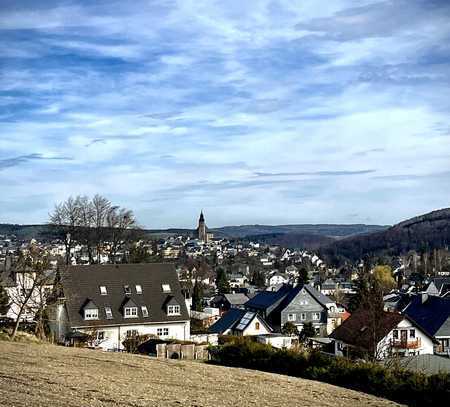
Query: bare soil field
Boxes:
[{"xmin": 0, "ymin": 340, "xmax": 402, "ymax": 407}]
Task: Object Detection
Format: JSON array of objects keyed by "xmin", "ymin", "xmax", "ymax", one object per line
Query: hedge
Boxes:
[{"xmin": 208, "ymin": 337, "xmax": 450, "ymax": 406}]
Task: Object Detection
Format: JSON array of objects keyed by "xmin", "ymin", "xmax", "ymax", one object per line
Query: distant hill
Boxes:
[
  {"xmin": 0, "ymin": 222, "xmax": 388, "ymax": 243},
  {"xmin": 211, "ymin": 224, "xmax": 388, "ymax": 239},
  {"xmin": 321, "ymin": 208, "xmax": 450, "ymax": 264},
  {"xmin": 242, "ymin": 232, "xmax": 335, "ymax": 250}
]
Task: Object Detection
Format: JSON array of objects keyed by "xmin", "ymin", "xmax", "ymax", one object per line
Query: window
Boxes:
[
  {"xmin": 126, "ymin": 329, "xmax": 138, "ymax": 337},
  {"xmin": 97, "ymin": 331, "xmax": 105, "ymax": 341},
  {"xmin": 124, "ymin": 285, "xmax": 131, "ymax": 295},
  {"xmin": 141, "ymin": 306, "xmax": 149, "ymax": 317},
  {"xmin": 84, "ymin": 308, "xmax": 99, "ymax": 320},
  {"xmin": 167, "ymin": 305, "xmax": 180, "ymax": 315},
  {"xmin": 255, "ymin": 322, "xmax": 260, "ymax": 330},
  {"xmin": 105, "ymin": 307, "xmax": 113, "ymax": 319},
  {"xmin": 300, "ymin": 313, "xmax": 306, "ymax": 321},
  {"xmin": 410, "ymin": 329, "xmax": 415, "ymax": 338},
  {"xmin": 157, "ymin": 328, "xmax": 169, "ymax": 336},
  {"xmin": 135, "ymin": 285, "xmax": 143, "ymax": 294},
  {"xmin": 299, "ymin": 300, "xmax": 308, "ymax": 305},
  {"xmin": 312, "ymin": 312, "xmax": 320, "ymax": 321},
  {"xmin": 162, "ymin": 284, "xmax": 171, "ymax": 293},
  {"xmin": 99, "ymin": 286, "xmax": 107, "ymax": 295},
  {"xmin": 288, "ymin": 313, "xmax": 296, "ymax": 322},
  {"xmin": 393, "ymin": 330, "xmax": 399, "ymax": 339},
  {"xmin": 124, "ymin": 307, "xmax": 138, "ymax": 318}
]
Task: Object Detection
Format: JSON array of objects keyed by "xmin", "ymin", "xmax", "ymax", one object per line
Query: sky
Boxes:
[{"xmin": 1, "ymin": 0, "xmax": 450, "ymax": 228}]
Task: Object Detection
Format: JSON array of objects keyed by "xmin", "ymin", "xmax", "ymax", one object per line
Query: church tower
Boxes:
[{"xmin": 197, "ymin": 211, "xmax": 207, "ymax": 242}]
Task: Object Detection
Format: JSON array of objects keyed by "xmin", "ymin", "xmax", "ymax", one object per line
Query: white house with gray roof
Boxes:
[{"xmin": 50, "ymin": 263, "xmax": 190, "ymax": 351}]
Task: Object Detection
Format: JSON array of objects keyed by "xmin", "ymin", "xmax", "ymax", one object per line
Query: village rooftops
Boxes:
[{"xmin": 59, "ymin": 263, "xmax": 189, "ymax": 328}]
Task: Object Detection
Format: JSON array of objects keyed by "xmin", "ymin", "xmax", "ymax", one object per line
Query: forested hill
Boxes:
[
  {"xmin": 320, "ymin": 208, "xmax": 450, "ymax": 264},
  {"xmin": 0, "ymin": 223, "xmax": 388, "ymax": 241},
  {"xmin": 211, "ymin": 224, "xmax": 388, "ymax": 239}
]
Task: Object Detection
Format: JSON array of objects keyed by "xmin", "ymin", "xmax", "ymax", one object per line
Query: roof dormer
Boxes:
[{"xmin": 83, "ymin": 300, "xmax": 99, "ymax": 320}]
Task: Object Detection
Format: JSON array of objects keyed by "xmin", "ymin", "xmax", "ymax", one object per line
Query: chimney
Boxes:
[{"xmin": 421, "ymin": 293, "xmax": 428, "ymax": 304}]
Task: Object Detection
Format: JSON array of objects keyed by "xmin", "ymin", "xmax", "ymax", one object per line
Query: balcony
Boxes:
[{"xmin": 391, "ymin": 338, "xmax": 421, "ymax": 349}]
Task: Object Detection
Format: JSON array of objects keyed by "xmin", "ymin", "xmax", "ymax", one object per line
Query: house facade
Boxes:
[
  {"xmin": 208, "ymin": 308, "xmax": 272, "ymax": 336},
  {"xmin": 331, "ymin": 310, "xmax": 434, "ymax": 360},
  {"xmin": 50, "ymin": 263, "xmax": 190, "ymax": 351}
]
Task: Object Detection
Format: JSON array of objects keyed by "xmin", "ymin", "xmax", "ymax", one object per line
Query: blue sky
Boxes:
[{"xmin": 1, "ymin": 0, "xmax": 450, "ymax": 228}]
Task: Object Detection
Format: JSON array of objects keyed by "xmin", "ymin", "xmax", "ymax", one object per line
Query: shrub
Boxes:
[{"xmin": 209, "ymin": 337, "xmax": 450, "ymax": 406}]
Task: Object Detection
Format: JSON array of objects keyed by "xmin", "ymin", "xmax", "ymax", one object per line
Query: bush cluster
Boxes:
[{"xmin": 208, "ymin": 337, "xmax": 449, "ymax": 406}]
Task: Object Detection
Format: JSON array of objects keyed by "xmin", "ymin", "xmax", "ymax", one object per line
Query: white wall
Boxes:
[
  {"xmin": 241, "ymin": 316, "xmax": 271, "ymax": 336},
  {"xmin": 377, "ymin": 318, "xmax": 434, "ymax": 359},
  {"xmin": 76, "ymin": 321, "xmax": 190, "ymax": 351}
]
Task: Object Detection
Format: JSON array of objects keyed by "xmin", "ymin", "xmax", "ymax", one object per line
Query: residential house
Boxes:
[
  {"xmin": 210, "ymin": 293, "xmax": 249, "ymax": 314},
  {"xmin": 208, "ymin": 308, "xmax": 272, "ymax": 336},
  {"xmin": 246, "ymin": 284, "xmax": 337, "ymax": 335},
  {"xmin": 331, "ymin": 309, "xmax": 435, "ymax": 360},
  {"xmin": 403, "ymin": 294, "xmax": 450, "ymax": 355},
  {"xmin": 50, "ymin": 263, "xmax": 190, "ymax": 350}
]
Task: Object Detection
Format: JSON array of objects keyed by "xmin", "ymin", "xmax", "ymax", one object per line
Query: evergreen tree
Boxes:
[
  {"xmin": 297, "ymin": 267, "xmax": 309, "ymax": 286},
  {"xmin": 281, "ymin": 322, "xmax": 299, "ymax": 336},
  {"xmin": 0, "ymin": 283, "xmax": 9, "ymax": 316},
  {"xmin": 216, "ymin": 267, "xmax": 230, "ymax": 294},
  {"xmin": 191, "ymin": 279, "xmax": 203, "ymax": 312},
  {"xmin": 299, "ymin": 322, "xmax": 316, "ymax": 342}
]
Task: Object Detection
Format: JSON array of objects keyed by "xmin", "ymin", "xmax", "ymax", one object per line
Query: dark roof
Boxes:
[
  {"xmin": 331, "ymin": 310, "xmax": 405, "ymax": 351},
  {"xmin": 403, "ymin": 294, "xmax": 450, "ymax": 337},
  {"xmin": 245, "ymin": 284, "xmax": 292, "ymax": 310},
  {"xmin": 208, "ymin": 308, "xmax": 245, "ymax": 334},
  {"xmin": 304, "ymin": 284, "xmax": 334, "ymax": 306},
  {"xmin": 60, "ymin": 263, "xmax": 189, "ymax": 328}
]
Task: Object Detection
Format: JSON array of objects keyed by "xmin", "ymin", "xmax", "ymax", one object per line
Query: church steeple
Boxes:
[{"xmin": 197, "ymin": 210, "xmax": 207, "ymax": 242}]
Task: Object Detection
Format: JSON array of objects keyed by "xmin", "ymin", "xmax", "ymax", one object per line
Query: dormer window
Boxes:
[
  {"xmin": 124, "ymin": 285, "xmax": 131, "ymax": 295},
  {"xmin": 162, "ymin": 284, "xmax": 171, "ymax": 293},
  {"xmin": 100, "ymin": 286, "xmax": 107, "ymax": 295},
  {"xmin": 105, "ymin": 307, "xmax": 113, "ymax": 319},
  {"xmin": 136, "ymin": 285, "xmax": 142, "ymax": 294},
  {"xmin": 124, "ymin": 307, "xmax": 138, "ymax": 318},
  {"xmin": 167, "ymin": 305, "xmax": 180, "ymax": 315},
  {"xmin": 141, "ymin": 306, "xmax": 149, "ymax": 317},
  {"xmin": 84, "ymin": 308, "xmax": 99, "ymax": 320},
  {"xmin": 83, "ymin": 300, "xmax": 99, "ymax": 320}
]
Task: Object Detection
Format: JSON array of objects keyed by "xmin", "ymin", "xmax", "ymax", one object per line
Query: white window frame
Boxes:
[
  {"xmin": 167, "ymin": 305, "xmax": 180, "ymax": 315},
  {"xmin": 312, "ymin": 312, "xmax": 320, "ymax": 321},
  {"xmin": 96, "ymin": 331, "xmax": 105, "ymax": 341},
  {"xmin": 300, "ymin": 313, "xmax": 306, "ymax": 321},
  {"xmin": 84, "ymin": 308, "xmax": 99, "ymax": 320},
  {"xmin": 157, "ymin": 328, "xmax": 169, "ymax": 336},
  {"xmin": 124, "ymin": 285, "xmax": 131, "ymax": 295},
  {"xmin": 287, "ymin": 313, "xmax": 296, "ymax": 322},
  {"xmin": 141, "ymin": 306, "xmax": 149, "ymax": 317},
  {"xmin": 124, "ymin": 307, "xmax": 138, "ymax": 318},
  {"xmin": 99, "ymin": 286, "xmax": 107, "ymax": 295},
  {"xmin": 126, "ymin": 329, "xmax": 138, "ymax": 337},
  {"xmin": 105, "ymin": 307, "xmax": 113, "ymax": 319},
  {"xmin": 162, "ymin": 284, "xmax": 171, "ymax": 293},
  {"xmin": 135, "ymin": 285, "xmax": 143, "ymax": 294}
]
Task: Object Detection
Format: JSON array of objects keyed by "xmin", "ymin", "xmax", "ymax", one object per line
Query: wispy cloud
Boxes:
[{"xmin": 0, "ymin": 0, "xmax": 449, "ymax": 227}]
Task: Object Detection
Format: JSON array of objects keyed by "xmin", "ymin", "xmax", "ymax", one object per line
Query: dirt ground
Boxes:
[{"xmin": 0, "ymin": 340, "xmax": 402, "ymax": 407}]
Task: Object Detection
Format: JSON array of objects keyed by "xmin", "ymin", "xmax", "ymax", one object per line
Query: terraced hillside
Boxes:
[{"xmin": 0, "ymin": 341, "xmax": 401, "ymax": 407}]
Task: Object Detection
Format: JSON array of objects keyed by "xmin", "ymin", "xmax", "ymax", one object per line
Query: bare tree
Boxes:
[
  {"xmin": 106, "ymin": 206, "xmax": 137, "ymax": 263},
  {"xmin": 49, "ymin": 196, "xmax": 82, "ymax": 265},
  {"xmin": 8, "ymin": 243, "xmax": 54, "ymax": 339},
  {"xmin": 50, "ymin": 194, "xmax": 139, "ymax": 264}
]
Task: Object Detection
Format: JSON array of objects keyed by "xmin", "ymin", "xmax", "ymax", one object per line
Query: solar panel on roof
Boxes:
[{"xmin": 236, "ymin": 312, "xmax": 255, "ymax": 330}]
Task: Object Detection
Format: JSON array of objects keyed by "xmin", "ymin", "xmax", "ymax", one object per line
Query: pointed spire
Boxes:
[{"xmin": 199, "ymin": 210, "xmax": 205, "ymax": 222}]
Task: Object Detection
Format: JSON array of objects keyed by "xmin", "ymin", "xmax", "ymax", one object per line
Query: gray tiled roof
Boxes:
[{"xmin": 61, "ymin": 263, "xmax": 189, "ymax": 328}]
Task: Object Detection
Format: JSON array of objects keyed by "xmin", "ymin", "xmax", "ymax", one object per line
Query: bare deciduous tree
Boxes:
[{"xmin": 8, "ymin": 243, "xmax": 54, "ymax": 339}]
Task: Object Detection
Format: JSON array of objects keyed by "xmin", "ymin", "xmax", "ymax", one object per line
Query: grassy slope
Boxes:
[{"xmin": 0, "ymin": 340, "xmax": 401, "ymax": 407}]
